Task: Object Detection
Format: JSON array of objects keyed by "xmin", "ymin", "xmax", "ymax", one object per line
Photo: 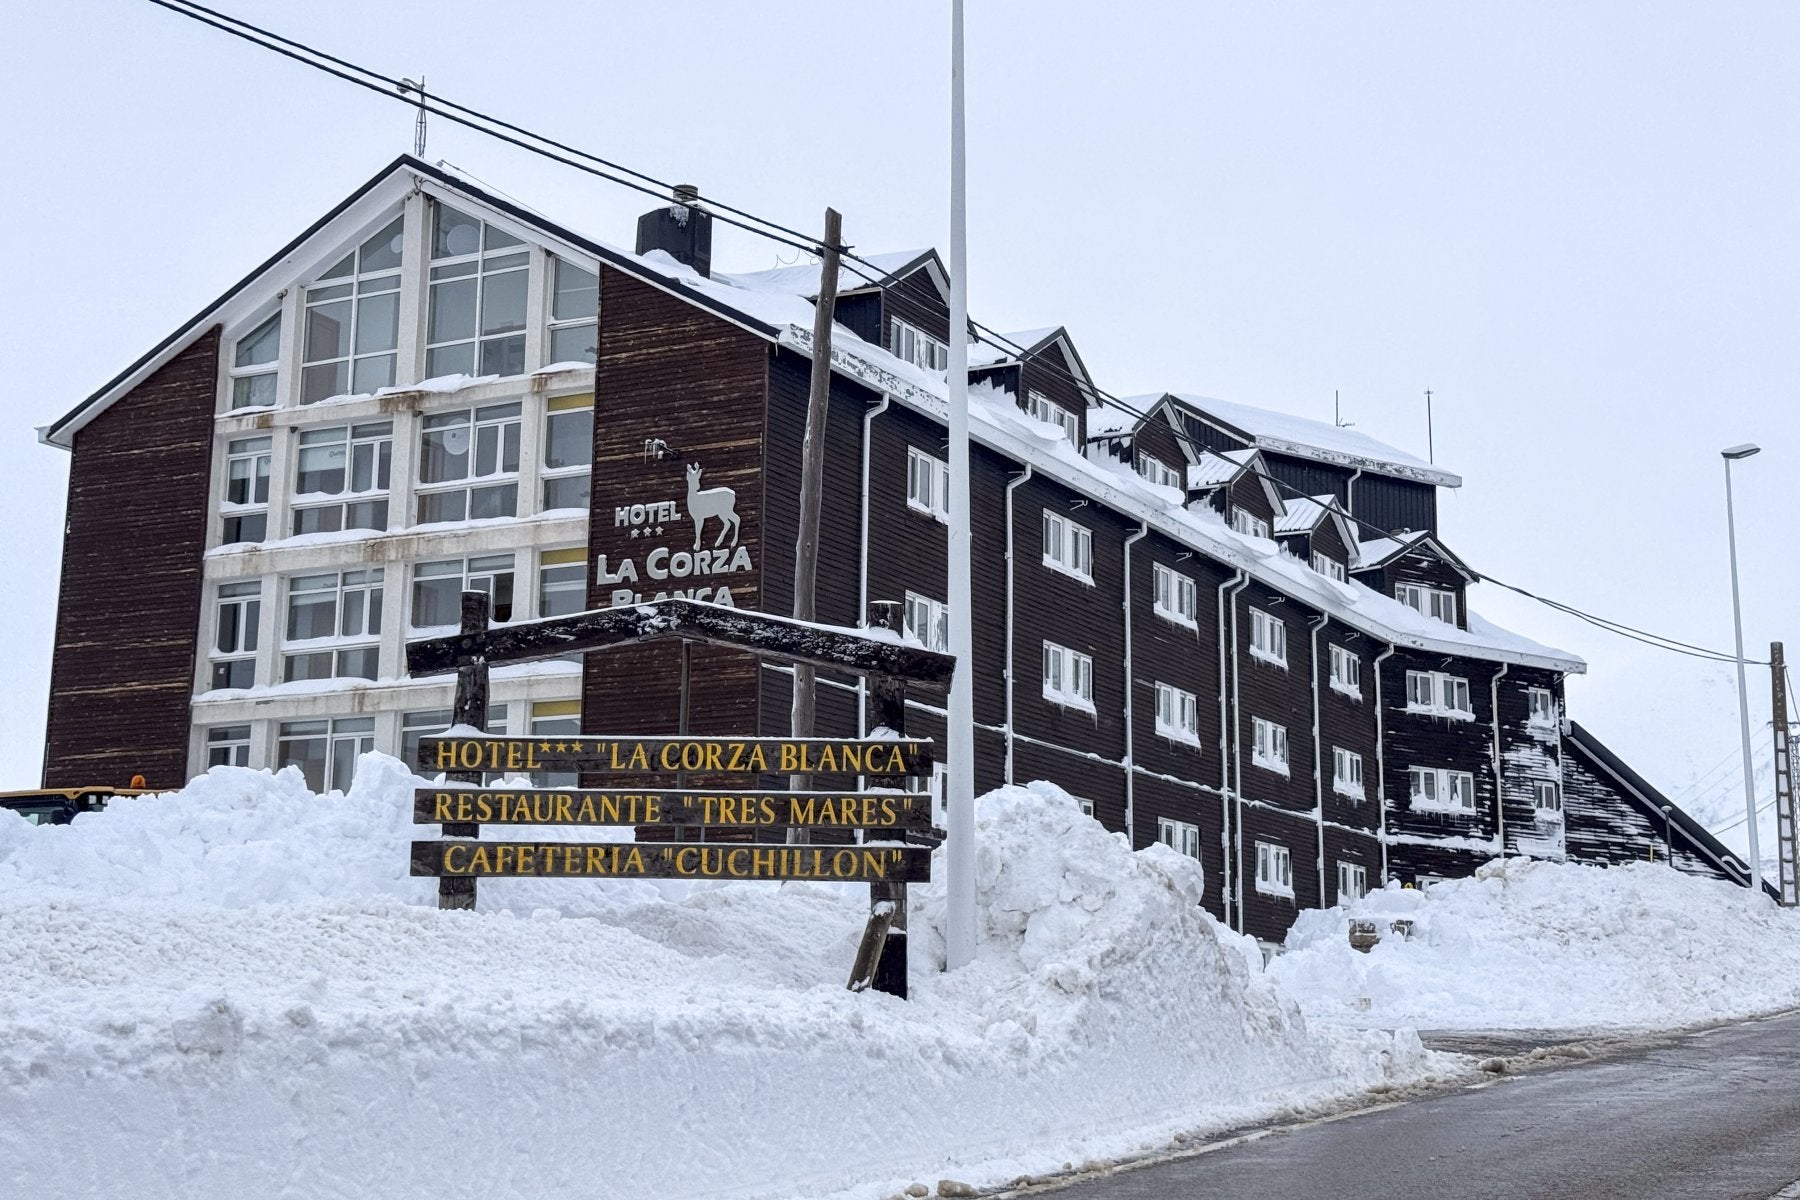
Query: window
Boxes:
[
  {"xmin": 890, "ymin": 318, "xmax": 948, "ymax": 372},
  {"xmin": 1075, "ymin": 795, "xmax": 1096, "ymax": 818},
  {"xmin": 1409, "ymin": 766, "xmax": 1478, "ymax": 812},
  {"xmin": 1152, "ymin": 563, "xmax": 1197, "ymax": 626},
  {"xmin": 291, "ymin": 422, "xmax": 392, "ymax": 535},
  {"xmin": 1336, "ymin": 861, "xmax": 1368, "ymax": 904},
  {"xmin": 1042, "ymin": 510, "xmax": 1094, "ymax": 582},
  {"xmin": 1042, "ymin": 641, "xmax": 1095, "ymax": 711},
  {"xmin": 1026, "ymin": 390, "xmax": 1079, "ymax": 442},
  {"xmin": 1154, "ymin": 682, "xmax": 1200, "ymax": 745},
  {"xmin": 1329, "ymin": 645, "xmax": 1361, "ymax": 698},
  {"xmin": 538, "ymin": 548, "xmax": 588, "ymax": 618},
  {"xmin": 1405, "ymin": 670, "xmax": 1473, "ymax": 718},
  {"xmin": 1255, "ymin": 841, "xmax": 1294, "ymax": 897},
  {"xmin": 531, "ymin": 700, "xmax": 580, "ymax": 786},
  {"xmin": 1135, "ymin": 452, "xmax": 1182, "ymax": 490},
  {"xmin": 542, "ymin": 394, "xmax": 595, "ymax": 511},
  {"xmin": 906, "ymin": 446, "xmax": 950, "ymax": 522},
  {"xmin": 546, "ymin": 257, "xmax": 598, "ymax": 365},
  {"xmin": 426, "ymin": 203, "xmax": 529, "ymax": 379},
  {"xmin": 1528, "ymin": 686, "xmax": 1557, "ymax": 726},
  {"xmin": 401, "ymin": 705, "xmax": 511, "ymax": 776},
  {"xmin": 208, "ymin": 581, "xmax": 261, "ymax": 691},
  {"xmin": 301, "ymin": 217, "xmax": 403, "ymax": 402},
  {"xmin": 1534, "ymin": 781, "xmax": 1563, "ymax": 816},
  {"xmin": 1333, "ymin": 747, "xmax": 1364, "ymax": 800},
  {"xmin": 903, "ymin": 592, "xmax": 949, "ymax": 653},
  {"xmin": 417, "ymin": 402, "xmax": 522, "ymax": 523},
  {"xmin": 278, "ymin": 716, "xmax": 375, "ymax": 794},
  {"xmin": 1395, "ymin": 582, "xmax": 1459, "ymax": 626},
  {"xmin": 1158, "ymin": 817, "xmax": 1200, "ymax": 859},
  {"xmin": 221, "ymin": 436, "xmax": 271, "ymax": 545},
  {"xmin": 1249, "ymin": 608, "xmax": 1287, "ymax": 666},
  {"xmin": 205, "ymin": 725, "xmax": 252, "ymax": 768},
  {"xmin": 1311, "ymin": 552, "xmax": 1347, "ymax": 583},
  {"xmin": 1231, "ymin": 507, "xmax": 1271, "ymax": 540},
  {"xmin": 1252, "ymin": 717, "xmax": 1289, "ymax": 774},
  {"xmin": 230, "ymin": 313, "xmax": 281, "ymax": 409},
  {"xmin": 282, "ymin": 569, "xmax": 384, "ymax": 682},
  {"xmin": 412, "ymin": 555, "xmax": 515, "ymax": 629}
]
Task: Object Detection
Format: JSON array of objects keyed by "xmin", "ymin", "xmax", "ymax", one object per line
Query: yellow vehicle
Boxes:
[{"xmin": 0, "ymin": 783, "xmax": 150, "ymax": 826}]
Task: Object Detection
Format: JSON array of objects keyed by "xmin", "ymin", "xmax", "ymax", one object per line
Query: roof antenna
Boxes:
[
  {"xmin": 399, "ymin": 76, "xmax": 427, "ymax": 158},
  {"xmin": 1425, "ymin": 388, "xmax": 1435, "ymax": 463},
  {"xmin": 1334, "ymin": 389, "xmax": 1354, "ymax": 429}
]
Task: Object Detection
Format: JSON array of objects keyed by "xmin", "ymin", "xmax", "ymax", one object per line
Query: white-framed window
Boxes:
[
  {"xmin": 291, "ymin": 421, "xmax": 393, "ymax": 536},
  {"xmin": 1329, "ymin": 644, "xmax": 1361, "ymax": 699},
  {"xmin": 1409, "ymin": 766, "xmax": 1478, "ymax": 812},
  {"xmin": 1135, "ymin": 452, "xmax": 1182, "ymax": 489},
  {"xmin": 1249, "ymin": 608, "xmax": 1288, "ymax": 666},
  {"xmin": 1042, "ymin": 510, "xmax": 1094, "ymax": 582},
  {"xmin": 906, "ymin": 446, "xmax": 950, "ymax": 522},
  {"xmin": 1336, "ymin": 861, "xmax": 1368, "ymax": 903},
  {"xmin": 279, "ymin": 716, "xmax": 376, "ymax": 794},
  {"xmin": 400, "ymin": 705, "xmax": 511, "ymax": 775},
  {"xmin": 229, "ymin": 313, "xmax": 281, "ymax": 409},
  {"xmin": 1405, "ymin": 670, "xmax": 1474, "ymax": 719},
  {"xmin": 1158, "ymin": 817, "xmax": 1201, "ymax": 859},
  {"xmin": 891, "ymin": 318, "xmax": 949, "ymax": 372},
  {"xmin": 546, "ymin": 257, "xmax": 599, "ymax": 366},
  {"xmin": 301, "ymin": 217, "xmax": 404, "ymax": 403},
  {"xmin": 1042, "ymin": 641, "xmax": 1095, "ymax": 711},
  {"xmin": 208, "ymin": 581, "xmax": 261, "ymax": 691},
  {"xmin": 1152, "ymin": 562, "xmax": 1197, "ymax": 627},
  {"xmin": 1534, "ymin": 781, "xmax": 1563, "ymax": 817},
  {"xmin": 1311, "ymin": 552, "xmax": 1347, "ymax": 583},
  {"xmin": 904, "ymin": 591, "xmax": 950, "ymax": 653},
  {"xmin": 426, "ymin": 203, "xmax": 529, "ymax": 379},
  {"xmin": 1527, "ymin": 686, "xmax": 1557, "ymax": 726},
  {"xmin": 1395, "ymin": 582, "xmax": 1459, "ymax": 626},
  {"xmin": 412, "ymin": 554, "xmax": 515, "ymax": 630},
  {"xmin": 221, "ymin": 435, "xmax": 271, "ymax": 545},
  {"xmin": 1154, "ymin": 681, "xmax": 1201, "ymax": 745},
  {"xmin": 1255, "ymin": 841, "xmax": 1294, "ymax": 898},
  {"xmin": 282, "ymin": 568, "xmax": 384, "ymax": 683},
  {"xmin": 205, "ymin": 724, "xmax": 253, "ymax": 768},
  {"xmin": 1252, "ymin": 717, "xmax": 1289, "ymax": 775},
  {"xmin": 1075, "ymin": 795, "xmax": 1096, "ymax": 818},
  {"xmin": 417, "ymin": 402, "xmax": 522, "ymax": 524},
  {"xmin": 538, "ymin": 547, "xmax": 588, "ymax": 618},
  {"xmin": 542, "ymin": 394, "xmax": 595, "ymax": 511},
  {"xmin": 1333, "ymin": 746, "xmax": 1365, "ymax": 800},
  {"xmin": 1230, "ymin": 507, "xmax": 1271, "ymax": 539},
  {"xmin": 1025, "ymin": 390, "xmax": 1079, "ymax": 442}
]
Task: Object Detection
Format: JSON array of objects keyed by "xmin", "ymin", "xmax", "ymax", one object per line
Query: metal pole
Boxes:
[
  {"xmin": 943, "ymin": 0, "xmax": 977, "ymax": 970},
  {"xmin": 1772, "ymin": 641, "xmax": 1797, "ymax": 904},
  {"xmin": 1724, "ymin": 453, "xmax": 1763, "ymax": 896}
]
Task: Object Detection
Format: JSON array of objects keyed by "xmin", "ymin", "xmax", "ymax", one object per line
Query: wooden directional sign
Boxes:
[
  {"xmin": 409, "ymin": 840, "xmax": 933, "ymax": 883},
  {"xmin": 414, "ymin": 787, "xmax": 936, "ymax": 832},
  {"xmin": 417, "ymin": 735, "xmax": 933, "ymax": 778}
]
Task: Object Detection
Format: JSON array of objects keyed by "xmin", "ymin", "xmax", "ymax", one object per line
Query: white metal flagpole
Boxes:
[{"xmin": 944, "ymin": 0, "xmax": 977, "ymax": 970}]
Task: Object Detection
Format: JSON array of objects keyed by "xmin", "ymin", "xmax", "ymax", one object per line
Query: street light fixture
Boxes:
[{"xmin": 1722, "ymin": 442, "xmax": 1763, "ymax": 898}]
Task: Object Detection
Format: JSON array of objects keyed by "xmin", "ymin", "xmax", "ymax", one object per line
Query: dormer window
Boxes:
[
  {"xmin": 1026, "ymin": 391, "xmax": 1079, "ymax": 443},
  {"xmin": 1311, "ymin": 552, "xmax": 1347, "ymax": 583},
  {"xmin": 427, "ymin": 204, "xmax": 529, "ymax": 379},
  {"xmin": 890, "ymin": 319, "xmax": 948, "ymax": 372},
  {"xmin": 1395, "ymin": 582, "xmax": 1458, "ymax": 625},
  {"xmin": 301, "ymin": 217, "xmax": 403, "ymax": 403},
  {"xmin": 1134, "ymin": 452, "xmax": 1181, "ymax": 489},
  {"xmin": 1231, "ymin": 507, "xmax": 1270, "ymax": 539},
  {"xmin": 230, "ymin": 314, "xmax": 281, "ymax": 409}
]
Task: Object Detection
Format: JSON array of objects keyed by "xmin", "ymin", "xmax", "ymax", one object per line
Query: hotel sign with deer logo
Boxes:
[{"xmin": 595, "ymin": 460, "xmax": 753, "ymax": 608}]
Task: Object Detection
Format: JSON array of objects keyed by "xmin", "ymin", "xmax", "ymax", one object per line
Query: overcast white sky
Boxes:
[{"xmin": 2, "ymin": 1, "xmax": 1795, "ymax": 829}]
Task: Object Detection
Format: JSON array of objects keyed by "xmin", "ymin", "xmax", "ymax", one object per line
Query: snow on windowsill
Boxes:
[
  {"xmin": 1404, "ymin": 703, "xmax": 1475, "ymax": 723},
  {"xmin": 906, "ymin": 498, "xmax": 950, "ymax": 525},
  {"xmin": 1248, "ymin": 646, "xmax": 1288, "ymax": 670},
  {"xmin": 1152, "ymin": 605, "xmax": 1197, "ymax": 630},
  {"xmin": 1042, "ymin": 558, "xmax": 1096, "ymax": 587},
  {"xmin": 1155, "ymin": 726, "xmax": 1203, "ymax": 749},
  {"xmin": 1044, "ymin": 692, "xmax": 1097, "ymax": 716},
  {"xmin": 1332, "ymin": 783, "xmax": 1365, "ymax": 802},
  {"xmin": 1255, "ymin": 880, "xmax": 1296, "ymax": 901},
  {"xmin": 1534, "ymin": 808, "xmax": 1565, "ymax": 823},
  {"xmin": 1251, "ymin": 754, "xmax": 1290, "ymax": 777},
  {"xmin": 1407, "ymin": 795, "xmax": 1477, "ymax": 816},
  {"xmin": 1329, "ymin": 680, "xmax": 1362, "ymax": 702}
]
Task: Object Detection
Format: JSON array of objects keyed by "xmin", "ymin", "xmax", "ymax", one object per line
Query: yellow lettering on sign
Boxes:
[{"xmin": 443, "ymin": 843, "xmax": 469, "ymax": 874}]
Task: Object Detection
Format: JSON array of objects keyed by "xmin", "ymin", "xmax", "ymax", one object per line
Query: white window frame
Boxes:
[
  {"xmin": 1408, "ymin": 766, "xmax": 1478, "ymax": 812},
  {"xmin": 541, "ymin": 395, "xmax": 595, "ymax": 512},
  {"xmin": 1395, "ymin": 582, "xmax": 1459, "ymax": 626},
  {"xmin": 416, "ymin": 402, "xmax": 524, "ymax": 525},
  {"xmin": 208, "ymin": 581, "xmax": 261, "ymax": 692},
  {"xmin": 1041, "ymin": 510, "xmax": 1094, "ymax": 583},
  {"xmin": 1311, "ymin": 551, "xmax": 1347, "ymax": 583},
  {"xmin": 906, "ymin": 446, "xmax": 950, "ymax": 523},
  {"xmin": 1135, "ymin": 452, "xmax": 1182, "ymax": 490},
  {"xmin": 278, "ymin": 716, "xmax": 377, "ymax": 794},
  {"xmin": 545, "ymin": 256, "xmax": 599, "ymax": 367},
  {"xmin": 221, "ymin": 435, "xmax": 272, "ymax": 546},
  {"xmin": 890, "ymin": 318, "xmax": 949, "ymax": 372},
  {"xmin": 1230, "ymin": 507, "xmax": 1271, "ymax": 540},
  {"xmin": 300, "ymin": 216, "xmax": 405, "ymax": 403},
  {"xmin": 1527, "ymin": 686, "xmax": 1557, "ymax": 727},
  {"xmin": 205, "ymin": 724, "xmax": 253, "ymax": 768},
  {"xmin": 1255, "ymin": 841, "xmax": 1294, "ymax": 898},
  {"xmin": 228, "ymin": 312, "xmax": 282, "ymax": 410},
  {"xmin": 903, "ymin": 591, "xmax": 950, "ymax": 653},
  {"xmin": 1158, "ymin": 817, "xmax": 1201, "ymax": 859},
  {"xmin": 537, "ymin": 547, "xmax": 588, "ymax": 619},
  {"xmin": 291, "ymin": 421, "xmax": 394, "ymax": 536},
  {"xmin": 280, "ymin": 568, "xmax": 385, "ymax": 684},
  {"xmin": 1332, "ymin": 746, "xmax": 1365, "ymax": 800},
  {"xmin": 1026, "ymin": 390, "xmax": 1080, "ymax": 443},
  {"xmin": 1249, "ymin": 608, "xmax": 1288, "ymax": 667},
  {"xmin": 1152, "ymin": 562, "xmax": 1198, "ymax": 628},
  {"xmin": 411, "ymin": 554, "xmax": 516, "ymax": 630},
  {"xmin": 1336, "ymin": 861, "xmax": 1368, "ymax": 903},
  {"xmin": 1405, "ymin": 670, "xmax": 1474, "ymax": 719},
  {"xmin": 1329, "ymin": 644, "xmax": 1361, "ymax": 700},
  {"xmin": 1154, "ymin": 681, "xmax": 1201, "ymax": 746},
  {"xmin": 1042, "ymin": 641, "xmax": 1095, "ymax": 712},
  {"xmin": 1251, "ymin": 717, "xmax": 1289, "ymax": 775},
  {"xmin": 425, "ymin": 203, "xmax": 532, "ymax": 380},
  {"xmin": 1534, "ymin": 781, "xmax": 1563, "ymax": 818}
]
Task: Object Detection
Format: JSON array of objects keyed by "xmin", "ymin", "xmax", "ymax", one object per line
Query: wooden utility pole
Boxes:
[
  {"xmin": 789, "ymin": 208, "xmax": 844, "ymax": 841},
  {"xmin": 1773, "ymin": 641, "xmax": 1797, "ymax": 905},
  {"xmin": 440, "ymin": 590, "xmax": 491, "ymax": 910}
]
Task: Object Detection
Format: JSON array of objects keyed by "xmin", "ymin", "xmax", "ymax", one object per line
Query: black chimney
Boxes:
[{"xmin": 635, "ymin": 183, "xmax": 712, "ymax": 277}]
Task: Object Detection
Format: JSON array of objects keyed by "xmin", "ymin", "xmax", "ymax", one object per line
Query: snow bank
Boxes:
[
  {"xmin": 1272, "ymin": 857, "xmax": 1800, "ymax": 1032},
  {"xmin": 0, "ymin": 761, "xmax": 1438, "ymax": 1200}
]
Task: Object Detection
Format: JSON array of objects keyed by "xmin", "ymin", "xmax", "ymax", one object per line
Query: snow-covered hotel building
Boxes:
[{"xmin": 39, "ymin": 157, "xmax": 1756, "ymax": 941}]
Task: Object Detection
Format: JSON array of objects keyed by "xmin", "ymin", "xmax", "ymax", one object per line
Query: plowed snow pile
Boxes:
[
  {"xmin": 1272, "ymin": 857, "xmax": 1800, "ymax": 1031},
  {"xmin": 0, "ymin": 758, "xmax": 1435, "ymax": 1200}
]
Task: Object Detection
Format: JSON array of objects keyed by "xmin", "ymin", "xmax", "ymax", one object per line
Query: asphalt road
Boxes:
[{"xmin": 1028, "ymin": 1010, "xmax": 1800, "ymax": 1200}]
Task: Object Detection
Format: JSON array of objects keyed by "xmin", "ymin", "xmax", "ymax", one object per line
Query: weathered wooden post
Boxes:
[
  {"xmin": 857, "ymin": 599, "xmax": 911, "ymax": 998},
  {"xmin": 439, "ymin": 589, "xmax": 491, "ymax": 911}
]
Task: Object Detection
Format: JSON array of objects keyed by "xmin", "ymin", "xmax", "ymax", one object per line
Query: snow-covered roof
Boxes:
[
  {"xmin": 1085, "ymin": 399, "xmax": 1141, "ymax": 439},
  {"xmin": 1355, "ymin": 530, "xmax": 1476, "ymax": 580},
  {"xmin": 722, "ymin": 249, "xmax": 938, "ymax": 299},
  {"xmin": 1274, "ymin": 494, "xmax": 1343, "ymax": 535},
  {"xmin": 1123, "ymin": 392, "xmax": 1462, "ymax": 489},
  {"xmin": 1185, "ymin": 448, "xmax": 1260, "ymax": 489}
]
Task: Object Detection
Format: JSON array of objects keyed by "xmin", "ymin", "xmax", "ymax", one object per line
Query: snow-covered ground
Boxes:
[{"xmin": 0, "ymin": 759, "xmax": 1437, "ymax": 1200}]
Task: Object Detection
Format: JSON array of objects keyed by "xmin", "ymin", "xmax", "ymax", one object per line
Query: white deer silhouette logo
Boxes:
[{"xmin": 685, "ymin": 463, "xmax": 741, "ymax": 550}]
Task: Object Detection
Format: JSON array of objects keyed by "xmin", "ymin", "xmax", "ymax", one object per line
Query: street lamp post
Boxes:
[{"xmin": 1723, "ymin": 443, "xmax": 1763, "ymax": 897}]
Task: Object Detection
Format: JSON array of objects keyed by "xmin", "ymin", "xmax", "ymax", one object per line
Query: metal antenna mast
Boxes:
[
  {"xmin": 399, "ymin": 76, "xmax": 428, "ymax": 157},
  {"xmin": 1425, "ymin": 388, "xmax": 1435, "ymax": 463}
]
